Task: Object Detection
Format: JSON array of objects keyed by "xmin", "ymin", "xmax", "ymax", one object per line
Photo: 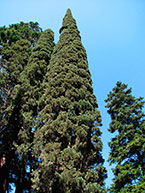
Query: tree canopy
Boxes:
[
  {"xmin": 0, "ymin": 21, "xmax": 42, "ymax": 192},
  {"xmin": 105, "ymin": 81, "xmax": 145, "ymax": 193}
]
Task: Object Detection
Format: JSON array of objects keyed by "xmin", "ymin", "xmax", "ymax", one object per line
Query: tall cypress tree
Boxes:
[
  {"xmin": 19, "ymin": 29, "xmax": 55, "ymax": 125},
  {"xmin": 14, "ymin": 29, "xmax": 54, "ymax": 192},
  {"xmin": 105, "ymin": 81, "xmax": 145, "ymax": 193},
  {"xmin": 32, "ymin": 9, "xmax": 107, "ymax": 193}
]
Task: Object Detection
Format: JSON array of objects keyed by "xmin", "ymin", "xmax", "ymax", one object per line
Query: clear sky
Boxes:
[{"xmin": 1, "ymin": 0, "xmax": 145, "ymax": 189}]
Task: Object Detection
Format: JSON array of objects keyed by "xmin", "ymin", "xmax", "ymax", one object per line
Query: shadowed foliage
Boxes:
[{"xmin": 0, "ymin": 22, "xmax": 42, "ymax": 192}]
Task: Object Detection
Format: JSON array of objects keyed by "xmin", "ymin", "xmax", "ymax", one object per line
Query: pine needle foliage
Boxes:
[
  {"xmin": 105, "ymin": 81, "xmax": 145, "ymax": 193},
  {"xmin": 32, "ymin": 9, "xmax": 107, "ymax": 193}
]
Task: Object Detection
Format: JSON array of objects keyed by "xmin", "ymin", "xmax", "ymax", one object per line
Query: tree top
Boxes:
[
  {"xmin": 59, "ymin": 8, "xmax": 76, "ymax": 34},
  {"xmin": 66, "ymin": 8, "xmax": 72, "ymax": 15}
]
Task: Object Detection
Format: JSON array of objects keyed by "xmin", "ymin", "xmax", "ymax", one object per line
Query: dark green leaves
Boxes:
[{"xmin": 105, "ymin": 81, "xmax": 145, "ymax": 192}]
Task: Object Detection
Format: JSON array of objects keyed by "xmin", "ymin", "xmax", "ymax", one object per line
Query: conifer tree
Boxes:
[
  {"xmin": 32, "ymin": 9, "xmax": 107, "ymax": 193},
  {"xmin": 0, "ymin": 21, "xmax": 42, "ymax": 46},
  {"xmin": 0, "ymin": 21, "xmax": 42, "ymax": 144},
  {"xmin": 105, "ymin": 81, "xmax": 145, "ymax": 193},
  {"xmin": 0, "ymin": 39, "xmax": 32, "ymax": 193},
  {"xmin": 0, "ymin": 88, "xmax": 24, "ymax": 192},
  {"xmin": 14, "ymin": 29, "xmax": 54, "ymax": 192},
  {"xmin": 0, "ymin": 39, "xmax": 31, "ymax": 132},
  {"xmin": 19, "ymin": 29, "xmax": 54, "ymax": 125},
  {"xmin": 0, "ymin": 22, "xmax": 42, "ymax": 192}
]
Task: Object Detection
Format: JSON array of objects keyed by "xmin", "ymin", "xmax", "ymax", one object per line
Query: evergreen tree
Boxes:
[
  {"xmin": 0, "ymin": 22, "xmax": 42, "ymax": 192},
  {"xmin": 0, "ymin": 21, "xmax": 42, "ymax": 46},
  {"xmin": 32, "ymin": 9, "xmax": 107, "ymax": 193},
  {"xmin": 0, "ymin": 88, "xmax": 24, "ymax": 192},
  {"xmin": 0, "ymin": 21, "xmax": 42, "ymax": 137},
  {"xmin": 0, "ymin": 39, "xmax": 31, "ymax": 132},
  {"xmin": 0, "ymin": 39, "xmax": 32, "ymax": 193},
  {"xmin": 14, "ymin": 29, "xmax": 54, "ymax": 192},
  {"xmin": 105, "ymin": 81, "xmax": 145, "ymax": 193}
]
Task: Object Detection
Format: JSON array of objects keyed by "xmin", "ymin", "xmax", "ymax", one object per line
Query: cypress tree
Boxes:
[
  {"xmin": 14, "ymin": 29, "xmax": 54, "ymax": 192},
  {"xmin": 105, "ymin": 81, "xmax": 145, "ymax": 193},
  {"xmin": 32, "ymin": 9, "xmax": 107, "ymax": 193},
  {"xmin": 19, "ymin": 29, "xmax": 55, "ymax": 125}
]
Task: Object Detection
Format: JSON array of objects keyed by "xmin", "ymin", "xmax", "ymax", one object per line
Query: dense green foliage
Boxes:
[
  {"xmin": 0, "ymin": 22, "xmax": 42, "ymax": 192},
  {"xmin": 14, "ymin": 29, "xmax": 54, "ymax": 192},
  {"xmin": 18, "ymin": 29, "xmax": 54, "ymax": 127},
  {"xmin": 32, "ymin": 9, "xmax": 107, "ymax": 193},
  {"xmin": 0, "ymin": 21, "xmax": 42, "ymax": 135},
  {"xmin": 105, "ymin": 82, "xmax": 145, "ymax": 193},
  {"xmin": 0, "ymin": 21, "xmax": 42, "ymax": 46},
  {"xmin": 0, "ymin": 9, "xmax": 144, "ymax": 193}
]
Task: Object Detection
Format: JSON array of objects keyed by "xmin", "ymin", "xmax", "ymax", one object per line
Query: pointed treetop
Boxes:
[
  {"xmin": 66, "ymin": 8, "xmax": 72, "ymax": 16},
  {"xmin": 59, "ymin": 8, "xmax": 77, "ymax": 34}
]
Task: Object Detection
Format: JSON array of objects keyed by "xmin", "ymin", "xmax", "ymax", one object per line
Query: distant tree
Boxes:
[
  {"xmin": 105, "ymin": 81, "xmax": 145, "ymax": 193},
  {"xmin": 0, "ymin": 22, "xmax": 42, "ymax": 192},
  {"xmin": 32, "ymin": 9, "xmax": 107, "ymax": 193}
]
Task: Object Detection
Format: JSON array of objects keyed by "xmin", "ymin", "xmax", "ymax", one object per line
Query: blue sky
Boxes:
[{"xmin": 1, "ymin": 0, "xmax": 145, "ymax": 189}]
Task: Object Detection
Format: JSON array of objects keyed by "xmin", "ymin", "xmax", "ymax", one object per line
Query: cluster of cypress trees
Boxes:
[{"xmin": 0, "ymin": 9, "xmax": 145, "ymax": 193}]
